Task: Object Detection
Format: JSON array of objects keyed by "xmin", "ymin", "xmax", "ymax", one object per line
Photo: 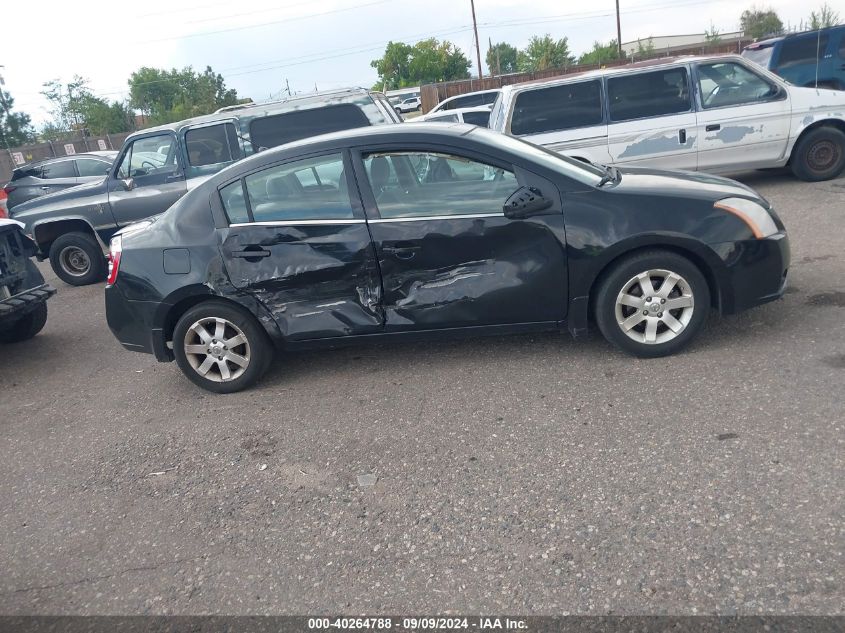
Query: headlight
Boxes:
[{"xmin": 714, "ymin": 197, "xmax": 778, "ymax": 239}]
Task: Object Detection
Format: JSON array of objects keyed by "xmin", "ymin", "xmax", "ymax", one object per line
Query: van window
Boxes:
[
  {"xmin": 698, "ymin": 62, "xmax": 779, "ymax": 109},
  {"xmin": 185, "ymin": 122, "xmax": 242, "ymax": 167},
  {"xmin": 608, "ymin": 68, "xmax": 691, "ymax": 122},
  {"xmin": 511, "ymin": 80, "xmax": 603, "ymax": 135},
  {"xmin": 462, "ymin": 110, "xmax": 490, "ymax": 127},
  {"xmin": 777, "ymin": 33, "xmax": 830, "ymax": 69},
  {"xmin": 249, "ymin": 105, "xmax": 370, "ymax": 152},
  {"xmin": 442, "ymin": 92, "xmax": 497, "ymax": 110}
]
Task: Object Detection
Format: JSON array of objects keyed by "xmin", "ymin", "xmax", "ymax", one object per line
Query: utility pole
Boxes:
[
  {"xmin": 470, "ymin": 0, "xmax": 483, "ymax": 80},
  {"xmin": 615, "ymin": 0, "xmax": 623, "ymax": 58}
]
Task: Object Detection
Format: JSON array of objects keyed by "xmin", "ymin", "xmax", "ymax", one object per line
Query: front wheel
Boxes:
[
  {"xmin": 790, "ymin": 126, "xmax": 845, "ymax": 182},
  {"xmin": 172, "ymin": 301, "xmax": 274, "ymax": 393},
  {"xmin": 48, "ymin": 232, "xmax": 106, "ymax": 286},
  {"xmin": 0, "ymin": 302, "xmax": 48, "ymax": 343},
  {"xmin": 594, "ymin": 251, "xmax": 710, "ymax": 358}
]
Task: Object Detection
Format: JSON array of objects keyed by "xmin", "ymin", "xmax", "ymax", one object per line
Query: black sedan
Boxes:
[{"xmin": 105, "ymin": 124, "xmax": 790, "ymax": 393}]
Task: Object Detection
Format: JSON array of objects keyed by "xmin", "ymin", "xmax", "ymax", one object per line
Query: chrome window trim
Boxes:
[
  {"xmin": 369, "ymin": 212, "xmax": 504, "ymax": 223},
  {"xmin": 229, "ymin": 219, "xmax": 365, "ymax": 227}
]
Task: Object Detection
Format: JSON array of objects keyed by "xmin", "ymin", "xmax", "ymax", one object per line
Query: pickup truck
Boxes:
[{"xmin": 10, "ymin": 88, "xmax": 399, "ymax": 285}]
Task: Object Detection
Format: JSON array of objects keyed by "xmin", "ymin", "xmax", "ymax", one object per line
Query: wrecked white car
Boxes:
[{"xmin": 489, "ymin": 54, "xmax": 845, "ymax": 181}]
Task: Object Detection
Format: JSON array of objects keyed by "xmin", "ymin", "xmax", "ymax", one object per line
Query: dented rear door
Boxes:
[{"xmin": 218, "ymin": 151, "xmax": 384, "ymax": 341}]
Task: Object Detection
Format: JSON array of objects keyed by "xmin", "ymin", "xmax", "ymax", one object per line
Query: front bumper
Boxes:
[
  {"xmin": 0, "ymin": 283, "xmax": 56, "ymax": 321},
  {"xmin": 711, "ymin": 231, "xmax": 790, "ymax": 315}
]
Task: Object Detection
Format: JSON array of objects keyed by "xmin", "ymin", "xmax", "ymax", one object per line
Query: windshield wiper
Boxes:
[{"xmin": 597, "ymin": 165, "xmax": 620, "ymax": 187}]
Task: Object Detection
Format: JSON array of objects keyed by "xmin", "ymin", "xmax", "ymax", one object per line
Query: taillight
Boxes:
[
  {"xmin": 106, "ymin": 235, "xmax": 122, "ymax": 286},
  {"xmin": 3, "ymin": 185, "xmax": 16, "ymax": 195}
]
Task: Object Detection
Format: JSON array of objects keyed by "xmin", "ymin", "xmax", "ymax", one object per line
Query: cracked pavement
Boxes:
[{"xmin": 0, "ymin": 169, "xmax": 843, "ymax": 615}]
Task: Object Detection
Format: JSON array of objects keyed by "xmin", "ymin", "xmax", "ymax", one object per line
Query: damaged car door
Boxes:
[
  {"xmin": 355, "ymin": 147, "xmax": 567, "ymax": 331},
  {"xmin": 217, "ymin": 151, "xmax": 384, "ymax": 340}
]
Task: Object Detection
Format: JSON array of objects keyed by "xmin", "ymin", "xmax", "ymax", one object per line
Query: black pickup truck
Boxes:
[{"xmin": 0, "ymin": 219, "xmax": 55, "ymax": 343}]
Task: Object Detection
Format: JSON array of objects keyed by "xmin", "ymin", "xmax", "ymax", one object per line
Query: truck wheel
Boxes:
[
  {"xmin": 48, "ymin": 232, "xmax": 106, "ymax": 286},
  {"xmin": 0, "ymin": 302, "xmax": 48, "ymax": 343},
  {"xmin": 790, "ymin": 126, "xmax": 845, "ymax": 182}
]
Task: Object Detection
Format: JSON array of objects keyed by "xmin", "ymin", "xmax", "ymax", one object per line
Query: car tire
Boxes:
[
  {"xmin": 0, "ymin": 302, "xmax": 48, "ymax": 343},
  {"xmin": 594, "ymin": 250, "xmax": 710, "ymax": 358},
  {"xmin": 790, "ymin": 126, "xmax": 845, "ymax": 182},
  {"xmin": 172, "ymin": 300, "xmax": 274, "ymax": 393},
  {"xmin": 48, "ymin": 232, "xmax": 106, "ymax": 286}
]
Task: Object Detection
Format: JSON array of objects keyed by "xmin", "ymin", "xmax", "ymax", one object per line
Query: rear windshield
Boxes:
[
  {"xmin": 742, "ymin": 44, "xmax": 775, "ymax": 68},
  {"xmin": 11, "ymin": 166, "xmax": 42, "ymax": 180},
  {"xmin": 249, "ymin": 104, "xmax": 370, "ymax": 152}
]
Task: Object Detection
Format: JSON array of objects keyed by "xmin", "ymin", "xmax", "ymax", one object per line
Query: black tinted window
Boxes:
[
  {"xmin": 41, "ymin": 160, "xmax": 76, "ymax": 179},
  {"xmin": 512, "ymin": 81, "xmax": 603, "ymax": 135},
  {"xmin": 249, "ymin": 105, "xmax": 369, "ymax": 152},
  {"xmin": 463, "ymin": 110, "xmax": 491, "ymax": 127},
  {"xmin": 185, "ymin": 123, "xmax": 242, "ymax": 167},
  {"xmin": 778, "ymin": 34, "xmax": 830, "ymax": 68},
  {"xmin": 444, "ymin": 93, "xmax": 486, "ymax": 110},
  {"xmin": 608, "ymin": 68, "xmax": 691, "ymax": 122},
  {"xmin": 238, "ymin": 153, "xmax": 352, "ymax": 222},
  {"xmin": 75, "ymin": 158, "xmax": 110, "ymax": 177}
]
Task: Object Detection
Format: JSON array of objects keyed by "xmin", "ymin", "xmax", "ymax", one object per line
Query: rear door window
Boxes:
[
  {"xmin": 75, "ymin": 158, "xmax": 111, "ymax": 177},
  {"xmin": 41, "ymin": 160, "xmax": 76, "ymax": 179},
  {"xmin": 249, "ymin": 105, "xmax": 370, "ymax": 152},
  {"xmin": 185, "ymin": 122, "xmax": 242, "ymax": 168},
  {"xmin": 462, "ymin": 110, "xmax": 491, "ymax": 127},
  {"xmin": 607, "ymin": 68, "xmax": 691, "ymax": 121},
  {"xmin": 777, "ymin": 34, "xmax": 830, "ymax": 69},
  {"xmin": 511, "ymin": 80, "xmax": 603, "ymax": 135}
]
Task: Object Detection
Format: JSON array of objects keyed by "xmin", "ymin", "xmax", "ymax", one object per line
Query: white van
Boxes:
[{"xmin": 489, "ymin": 55, "xmax": 845, "ymax": 181}]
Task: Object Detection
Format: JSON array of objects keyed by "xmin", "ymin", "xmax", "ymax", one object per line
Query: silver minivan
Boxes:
[{"xmin": 489, "ymin": 55, "xmax": 845, "ymax": 181}]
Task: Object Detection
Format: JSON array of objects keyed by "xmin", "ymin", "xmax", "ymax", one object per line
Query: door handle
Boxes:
[
  {"xmin": 40, "ymin": 186, "xmax": 51, "ymax": 190},
  {"xmin": 678, "ymin": 129, "xmax": 687, "ymax": 144},
  {"xmin": 165, "ymin": 174, "xmax": 184, "ymax": 183},
  {"xmin": 383, "ymin": 242, "xmax": 420, "ymax": 260},
  {"xmin": 706, "ymin": 124, "xmax": 721, "ymax": 132},
  {"xmin": 232, "ymin": 246, "xmax": 271, "ymax": 261}
]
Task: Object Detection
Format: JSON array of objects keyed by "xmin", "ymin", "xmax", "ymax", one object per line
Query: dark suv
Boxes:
[
  {"xmin": 4, "ymin": 152, "xmax": 117, "ymax": 211},
  {"xmin": 742, "ymin": 25, "xmax": 845, "ymax": 89},
  {"xmin": 11, "ymin": 88, "xmax": 399, "ymax": 286}
]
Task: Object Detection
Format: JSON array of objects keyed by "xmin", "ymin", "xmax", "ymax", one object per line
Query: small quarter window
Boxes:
[
  {"xmin": 608, "ymin": 68, "xmax": 691, "ymax": 122},
  {"xmin": 220, "ymin": 181, "xmax": 250, "ymax": 224}
]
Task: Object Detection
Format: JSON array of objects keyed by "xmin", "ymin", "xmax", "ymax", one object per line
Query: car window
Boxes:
[
  {"xmin": 512, "ymin": 80, "xmax": 603, "ymax": 135},
  {"xmin": 777, "ymin": 34, "xmax": 830, "ymax": 69},
  {"xmin": 840, "ymin": 36, "xmax": 845, "ymax": 58},
  {"xmin": 41, "ymin": 160, "xmax": 76, "ymax": 179},
  {"xmin": 227, "ymin": 153, "xmax": 352, "ymax": 223},
  {"xmin": 608, "ymin": 68, "xmax": 691, "ymax": 122},
  {"xmin": 444, "ymin": 93, "xmax": 487, "ymax": 110},
  {"xmin": 116, "ymin": 135, "xmax": 179, "ymax": 180},
  {"xmin": 249, "ymin": 105, "xmax": 370, "ymax": 152},
  {"xmin": 462, "ymin": 110, "xmax": 490, "ymax": 127},
  {"xmin": 742, "ymin": 44, "xmax": 776, "ymax": 68},
  {"xmin": 697, "ymin": 62, "xmax": 779, "ymax": 109},
  {"xmin": 220, "ymin": 180, "xmax": 250, "ymax": 224},
  {"xmin": 185, "ymin": 122, "xmax": 242, "ymax": 167},
  {"xmin": 429, "ymin": 114, "xmax": 460, "ymax": 123},
  {"xmin": 75, "ymin": 158, "xmax": 111, "ymax": 177},
  {"xmin": 363, "ymin": 151, "xmax": 517, "ymax": 219}
]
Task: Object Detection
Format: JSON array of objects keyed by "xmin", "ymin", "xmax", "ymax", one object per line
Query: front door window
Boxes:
[
  {"xmin": 115, "ymin": 134, "xmax": 180, "ymax": 185},
  {"xmin": 697, "ymin": 62, "xmax": 779, "ymax": 109}
]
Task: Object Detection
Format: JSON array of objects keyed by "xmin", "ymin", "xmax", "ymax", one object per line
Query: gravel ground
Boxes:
[{"xmin": 0, "ymin": 169, "xmax": 842, "ymax": 615}]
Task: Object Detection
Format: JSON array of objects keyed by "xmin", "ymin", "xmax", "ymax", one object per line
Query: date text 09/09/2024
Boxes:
[{"xmin": 307, "ymin": 617, "xmax": 528, "ymax": 630}]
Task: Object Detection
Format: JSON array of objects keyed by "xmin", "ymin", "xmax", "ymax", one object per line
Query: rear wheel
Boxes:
[
  {"xmin": 0, "ymin": 302, "xmax": 48, "ymax": 343},
  {"xmin": 48, "ymin": 232, "xmax": 106, "ymax": 286},
  {"xmin": 790, "ymin": 126, "xmax": 845, "ymax": 182},
  {"xmin": 595, "ymin": 251, "xmax": 710, "ymax": 358},
  {"xmin": 172, "ymin": 301, "xmax": 273, "ymax": 393}
]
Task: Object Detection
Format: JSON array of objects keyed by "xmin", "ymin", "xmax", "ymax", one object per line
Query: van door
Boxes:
[
  {"xmin": 509, "ymin": 79, "xmax": 611, "ymax": 165},
  {"xmin": 108, "ymin": 132, "xmax": 187, "ymax": 226},
  {"xmin": 694, "ymin": 60, "xmax": 791, "ymax": 173},
  {"xmin": 606, "ymin": 66, "xmax": 698, "ymax": 170}
]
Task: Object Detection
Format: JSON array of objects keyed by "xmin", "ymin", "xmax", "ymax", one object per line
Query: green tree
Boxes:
[
  {"xmin": 40, "ymin": 76, "xmax": 130, "ymax": 137},
  {"xmin": 634, "ymin": 37, "xmax": 656, "ymax": 58},
  {"xmin": 0, "ymin": 89, "xmax": 35, "ymax": 147},
  {"xmin": 518, "ymin": 35, "xmax": 575, "ymax": 72},
  {"xmin": 128, "ymin": 65, "xmax": 239, "ymax": 125},
  {"xmin": 740, "ymin": 7, "xmax": 784, "ymax": 39},
  {"xmin": 486, "ymin": 42, "xmax": 519, "ymax": 75},
  {"xmin": 578, "ymin": 40, "xmax": 621, "ymax": 66},
  {"xmin": 808, "ymin": 3, "xmax": 841, "ymax": 29},
  {"xmin": 370, "ymin": 39, "xmax": 471, "ymax": 87},
  {"xmin": 705, "ymin": 22, "xmax": 722, "ymax": 44}
]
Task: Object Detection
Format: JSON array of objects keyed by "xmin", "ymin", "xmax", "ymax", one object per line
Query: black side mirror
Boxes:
[{"xmin": 503, "ymin": 186, "xmax": 553, "ymax": 219}]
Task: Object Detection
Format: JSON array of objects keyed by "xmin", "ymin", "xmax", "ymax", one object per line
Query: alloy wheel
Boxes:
[
  {"xmin": 183, "ymin": 316, "xmax": 251, "ymax": 382},
  {"xmin": 614, "ymin": 269, "xmax": 695, "ymax": 345}
]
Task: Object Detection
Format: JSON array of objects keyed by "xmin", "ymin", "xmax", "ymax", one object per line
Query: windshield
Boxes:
[
  {"xmin": 742, "ymin": 45, "xmax": 775, "ymax": 68},
  {"xmin": 468, "ymin": 126, "xmax": 605, "ymax": 186}
]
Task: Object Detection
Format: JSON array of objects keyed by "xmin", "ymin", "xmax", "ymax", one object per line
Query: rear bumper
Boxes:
[
  {"xmin": 712, "ymin": 231, "xmax": 790, "ymax": 315},
  {"xmin": 105, "ymin": 283, "xmax": 172, "ymax": 361},
  {"xmin": 0, "ymin": 283, "xmax": 56, "ymax": 321}
]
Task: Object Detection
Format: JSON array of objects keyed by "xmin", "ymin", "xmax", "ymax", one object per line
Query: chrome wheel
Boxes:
[
  {"xmin": 58, "ymin": 246, "xmax": 91, "ymax": 277},
  {"xmin": 614, "ymin": 269, "xmax": 695, "ymax": 345},
  {"xmin": 183, "ymin": 317, "xmax": 251, "ymax": 383}
]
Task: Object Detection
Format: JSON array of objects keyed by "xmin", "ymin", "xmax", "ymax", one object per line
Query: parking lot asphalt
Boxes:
[{"xmin": 0, "ymin": 169, "xmax": 843, "ymax": 616}]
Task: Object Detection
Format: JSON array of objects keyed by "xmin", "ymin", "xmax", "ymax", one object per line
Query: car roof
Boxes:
[
  {"xmin": 125, "ymin": 87, "xmax": 379, "ymax": 139},
  {"xmin": 15, "ymin": 152, "xmax": 116, "ymax": 170},
  {"xmin": 438, "ymin": 88, "xmax": 501, "ymax": 103},
  {"xmin": 500, "ymin": 54, "xmax": 743, "ymax": 95},
  {"xmin": 746, "ymin": 25, "xmax": 844, "ymax": 48}
]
